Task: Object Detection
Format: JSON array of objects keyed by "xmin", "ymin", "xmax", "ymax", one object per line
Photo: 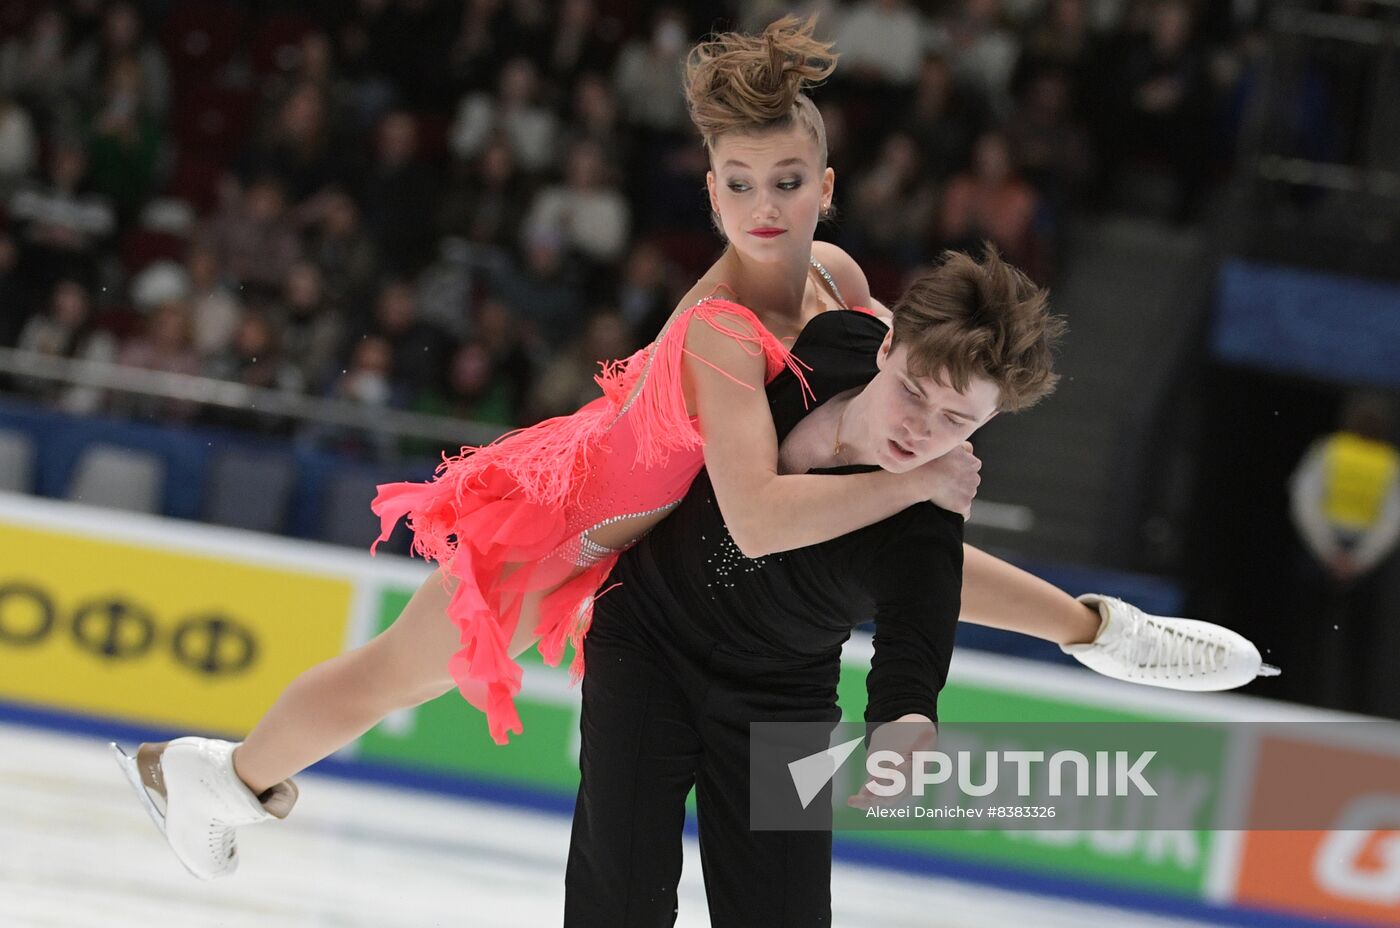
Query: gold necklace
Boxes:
[{"xmin": 833, "ymin": 399, "xmax": 850, "ymax": 462}]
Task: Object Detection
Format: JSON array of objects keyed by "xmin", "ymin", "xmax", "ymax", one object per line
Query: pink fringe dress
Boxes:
[{"xmin": 371, "ymin": 298, "xmax": 810, "ymax": 744}]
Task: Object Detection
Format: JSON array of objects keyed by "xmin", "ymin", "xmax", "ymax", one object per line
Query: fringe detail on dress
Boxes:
[{"xmin": 369, "ymin": 297, "xmax": 810, "ymax": 745}]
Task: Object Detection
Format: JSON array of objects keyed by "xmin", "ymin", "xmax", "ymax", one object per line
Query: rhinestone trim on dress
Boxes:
[
  {"xmin": 808, "ymin": 255, "xmax": 849, "ymax": 311},
  {"xmin": 574, "ymin": 500, "xmax": 682, "ymax": 566}
]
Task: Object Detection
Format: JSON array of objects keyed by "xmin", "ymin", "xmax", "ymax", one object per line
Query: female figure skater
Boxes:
[{"xmin": 113, "ymin": 16, "xmax": 1273, "ymax": 882}]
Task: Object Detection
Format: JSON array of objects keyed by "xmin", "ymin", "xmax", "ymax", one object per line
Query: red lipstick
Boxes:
[{"xmin": 748, "ymin": 227, "xmax": 785, "ymax": 238}]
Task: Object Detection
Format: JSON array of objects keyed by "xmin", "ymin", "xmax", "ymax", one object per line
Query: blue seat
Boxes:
[
  {"xmin": 204, "ymin": 449, "xmax": 298, "ymax": 533},
  {"xmin": 319, "ymin": 470, "xmax": 386, "ymax": 549},
  {"xmin": 66, "ymin": 444, "xmax": 165, "ymax": 513},
  {"xmin": 0, "ymin": 429, "xmax": 35, "ymax": 493}
]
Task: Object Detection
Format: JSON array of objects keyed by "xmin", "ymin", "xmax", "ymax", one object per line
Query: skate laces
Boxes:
[
  {"xmin": 213, "ymin": 824, "xmax": 236, "ymax": 862},
  {"xmin": 1109, "ymin": 603, "xmax": 1223, "ymax": 679}
]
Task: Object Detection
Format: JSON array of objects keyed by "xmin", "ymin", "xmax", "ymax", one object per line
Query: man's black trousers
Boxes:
[{"xmin": 564, "ymin": 602, "xmax": 842, "ymax": 927}]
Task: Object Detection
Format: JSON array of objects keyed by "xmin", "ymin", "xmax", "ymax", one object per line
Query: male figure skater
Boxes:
[{"xmin": 564, "ymin": 249, "xmax": 1058, "ymax": 926}]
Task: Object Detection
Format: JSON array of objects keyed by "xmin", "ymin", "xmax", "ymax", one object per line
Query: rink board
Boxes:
[{"xmin": 1, "ymin": 492, "xmax": 1395, "ymax": 928}]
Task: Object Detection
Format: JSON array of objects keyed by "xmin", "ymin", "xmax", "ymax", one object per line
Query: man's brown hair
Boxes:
[{"xmin": 891, "ymin": 246, "xmax": 1064, "ymax": 412}]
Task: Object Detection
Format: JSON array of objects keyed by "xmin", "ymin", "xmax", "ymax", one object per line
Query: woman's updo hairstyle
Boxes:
[{"xmin": 684, "ymin": 15, "xmax": 837, "ymax": 164}]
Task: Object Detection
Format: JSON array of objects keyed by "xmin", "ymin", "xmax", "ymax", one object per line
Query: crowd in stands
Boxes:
[{"xmin": 0, "ymin": 0, "xmax": 1275, "ymax": 451}]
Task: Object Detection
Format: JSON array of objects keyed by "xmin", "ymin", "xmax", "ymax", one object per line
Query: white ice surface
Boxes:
[{"xmin": 0, "ymin": 722, "xmax": 1234, "ymax": 927}]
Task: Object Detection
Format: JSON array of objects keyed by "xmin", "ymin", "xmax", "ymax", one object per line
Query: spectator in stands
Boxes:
[
  {"xmin": 368, "ymin": 277, "xmax": 451, "ymax": 397},
  {"xmin": 834, "ymin": 0, "xmax": 926, "ymax": 88},
  {"xmin": 302, "ymin": 187, "xmax": 379, "ymax": 318},
  {"xmin": 827, "ymin": 0, "xmax": 924, "ymax": 145},
  {"xmin": 318, "ymin": 333, "xmax": 400, "ymax": 458},
  {"xmin": 526, "ymin": 308, "xmax": 630, "ymax": 422},
  {"xmin": 546, "ymin": 0, "xmax": 621, "ymax": 90},
  {"xmin": 185, "ymin": 240, "xmax": 242, "ymax": 361},
  {"xmin": 15, "ymin": 278, "xmax": 115, "ymax": 414},
  {"xmin": 8, "ymin": 137, "xmax": 116, "ymax": 289},
  {"xmin": 613, "ymin": 7, "xmax": 691, "ymax": 135},
  {"xmin": 1105, "ymin": 0, "xmax": 1213, "ymax": 219},
  {"xmin": 450, "ymin": 56, "xmax": 558, "ymax": 173},
  {"xmin": 472, "ymin": 295, "xmax": 535, "ymax": 417},
  {"xmin": 204, "ymin": 306, "xmax": 305, "ymax": 434},
  {"xmin": 112, "ymin": 298, "xmax": 201, "ymax": 421},
  {"xmin": 333, "ymin": 334, "xmax": 396, "ymax": 409},
  {"xmin": 447, "ymin": 0, "xmax": 544, "ymax": 94},
  {"xmin": 241, "ymin": 82, "xmax": 339, "ymax": 205},
  {"xmin": 565, "ymin": 72, "xmax": 629, "ymax": 176},
  {"xmin": 615, "ymin": 241, "xmax": 674, "ymax": 346},
  {"xmin": 903, "ymin": 55, "xmax": 983, "ymax": 184},
  {"xmin": 0, "ymin": 8, "xmax": 75, "ymax": 132},
  {"xmin": 1288, "ymin": 394, "xmax": 1400, "ymax": 711},
  {"xmin": 0, "ymin": 94, "xmax": 36, "ymax": 198},
  {"xmin": 1290, "ymin": 395, "xmax": 1400, "ymax": 589},
  {"xmin": 415, "ymin": 338, "xmax": 517, "ymax": 428},
  {"xmin": 1007, "ymin": 68, "xmax": 1093, "ymax": 214},
  {"xmin": 359, "ymin": 111, "xmax": 438, "ymax": 275},
  {"xmin": 129, "ymin": 259, "xmax": 191, "ymax": 317},
  {"xmin": 437, "ymin": 139, "xmax": 528, "ymax": 255},
  {"xmin": 848, "ymin": 131, "xmax": 937, "ymax": 265},
  {"xmin": 933, "ymin": 0, "xmax": 1021, "ymax": 117},
  {"xmin": 67, "ymin": 1, "xmax": 170, "ymax": 120},
  {"xmin": 85, "ymin": 54, "xmax": 162, "ymax": 218},
  {"xmin": 523, "ymin": 138, "xmax": 630, "ymax": 268},
  {"xmin": 940, "ymin": 129, "xmax": 1041, "ymax": 272},
  {"xmin": 490, "ymin": 227, "xmax": 586, "ymax": 349},
  {"xmin": 1014, "ymin": 0, "xmax": 1098, "ymax": 109},
  {"xmin": 275, "ymin": 261, "xmax": 342, "ymax": 394},
  {"xmin": 202, "ymin": 174, "xmax": 302, "ymax": 296}
]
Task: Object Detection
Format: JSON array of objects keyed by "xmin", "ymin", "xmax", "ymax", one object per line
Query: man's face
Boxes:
[{"xmin": 865, "ymin": 332, "xmax": 1000, "ymax": 473}]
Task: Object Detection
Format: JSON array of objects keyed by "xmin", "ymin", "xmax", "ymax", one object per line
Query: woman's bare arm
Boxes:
[
  {"xmin": 686, "ymin": 310, "xmax": 974, "ymax": 558},
  {"xmin": 959, "ymin": 544, "xmax": 1101, "ymax": 645}
]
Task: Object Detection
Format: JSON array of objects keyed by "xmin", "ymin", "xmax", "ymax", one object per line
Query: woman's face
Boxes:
[{"xmin": 706, "ymin": 126, "xmax": 833, "ymax": 267}]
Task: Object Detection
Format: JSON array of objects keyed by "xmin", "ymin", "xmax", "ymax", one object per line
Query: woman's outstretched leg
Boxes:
[
  {"xmin": 233, "ymin": 571, "xmax": 461, "ymax": 793},
  {"xmin": 114, "ymin": 570, "xmax": 468, "ymax": 880}
]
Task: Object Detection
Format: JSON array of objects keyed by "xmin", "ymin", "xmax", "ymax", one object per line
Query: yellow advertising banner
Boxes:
[{"xmin": 0, "ymin": 520, "xmax": 354, "ymax": 735}]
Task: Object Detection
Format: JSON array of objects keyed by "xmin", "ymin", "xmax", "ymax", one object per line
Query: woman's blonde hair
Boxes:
[{"xmin": 684, "ymin": 15, "xmax": 837, "ymax": 163}]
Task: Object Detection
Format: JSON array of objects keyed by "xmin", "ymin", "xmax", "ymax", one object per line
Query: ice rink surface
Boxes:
[{"xmin": 1, "ymin": 722, "xmax": 1236, "ymax": 928}]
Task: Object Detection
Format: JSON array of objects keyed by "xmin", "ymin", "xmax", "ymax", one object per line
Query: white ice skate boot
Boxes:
[
  {"xmin": 110, "ymin": 737, "xmax": 297, "ymax": 880},
  {"xmin": 1062, "ymin": 594, "xmax": 1282, "ymax": 691}
]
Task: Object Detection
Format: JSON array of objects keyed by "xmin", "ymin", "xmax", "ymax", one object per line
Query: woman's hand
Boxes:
[{"xmin": 901, "ymin": 442, "xmax": 980, "ymax": 518}]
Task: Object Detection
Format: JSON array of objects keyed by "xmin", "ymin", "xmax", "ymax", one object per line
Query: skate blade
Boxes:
[{"xmin": 110, "ymin": 742, "xmax": 168, "ymax": 836}]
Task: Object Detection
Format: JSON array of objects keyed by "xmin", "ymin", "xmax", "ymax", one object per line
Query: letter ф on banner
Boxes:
[
  {"xmin": 0, "ymin": 520, "xmax": 353, "ymax": 736},
  {"xmin": 2, "ymin": 587, "xmax": 259, "ymax": 677},
  {"xmin": 1233, "ymin": 736, "xmax": 1400, "ymax": 926},
  {"xmin": 70, "ymin": 598, "xmax": 157, "ymax": 662},
  {"xmin": 0, "ymin": 583, "xmax": 56, "ymax": 646},
  {"xmin": 170, "ymin": 614, "xmax": 258, "ymax": 676}
]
